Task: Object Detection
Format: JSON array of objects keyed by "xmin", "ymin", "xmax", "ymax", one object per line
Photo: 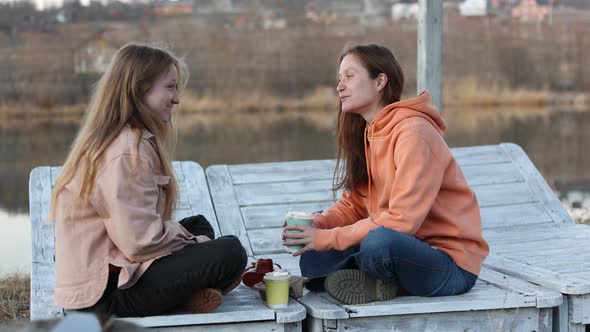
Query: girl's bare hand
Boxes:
[{"xmin": 282, "ymin": 225, "xmax": 317, "ymax": 256}]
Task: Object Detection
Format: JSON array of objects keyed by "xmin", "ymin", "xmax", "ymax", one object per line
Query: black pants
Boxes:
[{"xmin": 79, "ymin": 215, "xmax": 247, "ymax": 317}]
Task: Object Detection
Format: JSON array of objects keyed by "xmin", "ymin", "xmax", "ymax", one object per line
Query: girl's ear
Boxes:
[{"xmin": 376, "ymin": 73, "xmax": 388, "ymax": 92}]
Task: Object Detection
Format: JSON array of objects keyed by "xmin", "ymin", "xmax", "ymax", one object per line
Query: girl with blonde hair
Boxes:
[{"xmin": 51, "ymin": 43, "xmax": 247, "ymax": 317}]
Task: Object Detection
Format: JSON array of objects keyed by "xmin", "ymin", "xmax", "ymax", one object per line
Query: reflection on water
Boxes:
[
  {"xmin": 1, "ymin": 107, "xmax": 589, "ymax": 214},
  {"xmin": 1, "ymin": 106, "xmax": 589, "ymax": 273},
  {"xmin": 444, "ymin": 107, "xmax": 590, "ymax": 188}
]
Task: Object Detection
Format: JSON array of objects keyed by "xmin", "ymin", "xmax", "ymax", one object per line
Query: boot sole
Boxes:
[
  {"xmin": 324, "ymin": 269, "xmax": 398, "ymax": 305},
  {"xmin": 187, "ymin": 288, "xmax": 222, "ymax": 313}
]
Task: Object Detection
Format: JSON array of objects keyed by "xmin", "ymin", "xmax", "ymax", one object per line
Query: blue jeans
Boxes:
[{"xmin": 300, "ymin": 226, "xmax": 478, "ymax": 297}]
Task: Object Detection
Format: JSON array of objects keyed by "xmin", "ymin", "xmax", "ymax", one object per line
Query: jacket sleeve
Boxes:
[
  {"xmin": 314, "ymin": 134, "xmax": 448, "ymax": 251},
  {"xmin": 315, "ymin": 186, "xmax": 368, "ymax": 229},
  {"xmin": 92, "ymin": 153, "xmax": 194, "ymax": 263}
]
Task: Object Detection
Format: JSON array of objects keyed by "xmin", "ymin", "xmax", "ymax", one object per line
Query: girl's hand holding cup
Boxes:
[{"xmin": 282, "ymin": 211, "xmax": 316, "ymax": 256}]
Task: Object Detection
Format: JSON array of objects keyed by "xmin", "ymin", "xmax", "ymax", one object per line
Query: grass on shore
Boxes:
[
  {"xmin": 0, "ymin": 273, "xmax": 30, "ymax": 322},
  {"xmin": 1, "ymin": 79, "xmax": 589, "ymax": 130}
]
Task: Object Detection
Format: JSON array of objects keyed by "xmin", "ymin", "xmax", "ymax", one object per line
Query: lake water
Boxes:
[
  {"xmin": 0, "ymin": 210, "xmax": 30, "ymax": 276},
  {"xmin": 1, "ymin": 106, "xmax": 589, "ymax": 275}
]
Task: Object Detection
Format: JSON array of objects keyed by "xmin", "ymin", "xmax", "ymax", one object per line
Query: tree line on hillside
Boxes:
[{"xmin": 0, "ymin": 16, "xmax": 588, "ymax": 107}]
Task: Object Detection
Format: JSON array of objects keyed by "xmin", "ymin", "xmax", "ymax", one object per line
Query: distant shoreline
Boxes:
[{"xmin": 0, "ymin": 84, "xmax": 588, "ymax": 130}]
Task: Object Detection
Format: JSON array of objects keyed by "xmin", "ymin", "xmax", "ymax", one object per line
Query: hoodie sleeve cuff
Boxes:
[{"xmin": 314, "ymin": 218, "xmax": 377, "ymax": 251}]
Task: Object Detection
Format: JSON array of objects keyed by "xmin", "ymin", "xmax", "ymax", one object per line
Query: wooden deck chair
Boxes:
[
  {"xmin": 29, "ymin": 161, "xmax": 305, "ymax": 331},
  {"xmin": 206, "ymin": 144, "xmax": 567, "ymax": 332}
]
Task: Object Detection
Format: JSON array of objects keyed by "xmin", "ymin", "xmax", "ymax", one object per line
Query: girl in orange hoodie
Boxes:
[{"xmin": 283, "ymin": 44, "xmax": 489, "ymax": 304}]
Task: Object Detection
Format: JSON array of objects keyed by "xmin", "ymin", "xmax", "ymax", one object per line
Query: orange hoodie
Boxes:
[{"xmin": 314, "ymin": 91, "xmax": 489, "ymax": 276}]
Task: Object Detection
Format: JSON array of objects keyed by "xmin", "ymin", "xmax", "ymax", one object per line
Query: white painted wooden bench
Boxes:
[
  {"xmin": 29, "ymin": 161, "xmax": 306, "ymax": 331},
  {"xmin": 205, "ymin": 143, "xmax": 566, "ymax": 332}
]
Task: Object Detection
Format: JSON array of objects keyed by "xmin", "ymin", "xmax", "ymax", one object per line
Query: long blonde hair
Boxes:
[{"xmin": 50, "ymin": 43, "xmax": 189, "ymax": 220}]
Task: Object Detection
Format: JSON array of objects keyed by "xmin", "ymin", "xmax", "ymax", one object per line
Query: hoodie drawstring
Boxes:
[{"xmin": 364, "ymin": 124, "xmax": 375, "ymax": 217}]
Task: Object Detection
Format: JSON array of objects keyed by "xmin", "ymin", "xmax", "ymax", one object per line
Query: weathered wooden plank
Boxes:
[
  {"xmin": 461, "ymin": 162, "xmax": 524, "ymax": 186},
  {"xmin": 241, "ymin": 196, "xmax": 550, "ymax": 232},
  {"xmin": 206, "ymin": 165, "xmax": 253, "ymax": 255},
  {"xmin": 229, "ymin": 150, "xmax": 513, "ymax": 190},
  {"xmin": 298, "ymin": 269, "xmax": 558, "ymax": 319},
  {"xmin": 175, "ymin": 182, "xmax": 190, "ymax": 210},
  {"xmin": 253, "ymin": 254, "xmax": 302, "ymax": 276},
  {"xmin": 50, "ymin": 166, "xmax": 61, "ymax": 186},
  {"xmin": 340, "ymin": 287, "xmax": 534, "ymax": 318},
  {"xmin": 174, "ymin": 209, "xmax": 193, "ymax": 222},
  {"xmin": 569, "ymin": 294, "xmax": 590, "ymax": 324},
  {"xmin": 229, "ymin": 146, "xmax": 511, "ymax": 186},
  {"xmin": 29, "ymin": 166, "xmax": 63, "ymax": 320},
  {"xmin": 483, "ymin": 254, "xmax": 590, "ymax": 294},
  {"xmin": 479, "ymin": 268, "xmax": 563, "ymax": 308},
  {"xmin": 512, "ymin": 244, "xmax": 590, "ymax": 263},
  {"xmin": 274, "ymin": 298, "xmax": 307, "ymax": 324},
  {"xmin": 234, "ymin": 180, "xmax": 537, "ymax": 208},
  {"xmin": 234, "ymin": 180, "xmax": 334, "ymax": 207},
  {"xmin": 122, "ymin": 287, "xmax": 306, "ymax": 327},
  {"xmin": 299, "ymin": 292, "xmax": 349, "ymax": 320},
  {"xmin": 249, "ymin": 228, "xmax": 287, "ymax": 255},
  {"xmin": 569, "ymin": 270, "xmax": 590, "ymax": 281},
  {"xmin": 179, "ymin": 161, "xmax": 220, "ymax": 237},
  {"xmin": 483, "ymin": 224, "xmax": 582, "ymax": 243},
  {"xmin": 452, "ymin": 145, "xmax": 511, "ymax": 166},
  {"xmin": 229, "ymin": 160, "xmax": 336, "ymax": 184},
  {"xmin": 242, "ymin": 202, "xmax": 333, "ymax": 230},
  {"xmin": 173, "ymin": 163, "xmax": 184, "ymax": 181},
  {"xmin": 500, "ymin": 143, "xmax": 574, "ymax": 225},
  {"xmin": 328, "ymin": 307, "xmax": 541, "ymax": 332},
  {"xmin": 480, "ymin": 202, "xmax": 553, "ymax": 229},
  {"xmin": 472, "ymin": 182, "xmax": 538, "ymax": 207},
  {"xmin": 123, "ymin": 286, "xmax": 275, "ymax": 327},
  {"xmin": 148, "ymin": 321, "xmax": 300, "ymax": 332},
  {"xmin": 533, "ymin": 260, "xmax": 590, "ymax": 275},
  {"xmin": 493, "ymin": 239, "xmax": 589, "ymax": 256},
  {"xmin": 488, "ymin": 229, "xmax": 590, "ymax": 258},
  {"xmin": 241, "ymin": 196, "xmax": 551, "ymax": 233},
  {"xmin": 554, "ymin": 299, "xmax": 587, "ymax": 332}
]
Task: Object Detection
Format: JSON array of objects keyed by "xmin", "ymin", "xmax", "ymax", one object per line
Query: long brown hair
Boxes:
[
  {"xmin": 333, "ymin": 44, "xmax": 405, "ymax": 194},
  {"xmin": 50, "ymin": 43, "xmax": 188, "ymax": 220}
]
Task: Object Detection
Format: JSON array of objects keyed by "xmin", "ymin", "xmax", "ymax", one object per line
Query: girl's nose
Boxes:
[
  {"xmin": 172, "ymin": 93, "xmax": 180, "ymax": 104},
  {"xmin": 336, "ymin": 81, "xmax": 344, "ymax": 93}
]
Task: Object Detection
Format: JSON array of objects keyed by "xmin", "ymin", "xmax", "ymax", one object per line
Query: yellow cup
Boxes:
[{"xmin": 263, "ymin": 271, "xmax": 290, "ymax": 309}]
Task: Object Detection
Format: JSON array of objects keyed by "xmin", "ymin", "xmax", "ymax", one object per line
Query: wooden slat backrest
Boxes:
[
  {"xmin": 30, "ymin": 162, "xmax": 220, "ymax": 320},
  {"xmin": 207, "ymin": 143, "xmax": 572, "ymax": 257}
]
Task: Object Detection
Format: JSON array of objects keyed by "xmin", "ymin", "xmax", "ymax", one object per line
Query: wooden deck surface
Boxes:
[{"xmin": 205, "ymin": 143, "xmax": 573, "ymax": 331}]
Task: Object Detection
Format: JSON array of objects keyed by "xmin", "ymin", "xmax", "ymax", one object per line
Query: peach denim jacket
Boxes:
[{"xmin": 54, "ymin": 127, "xmax": 195, "ymax": 309}]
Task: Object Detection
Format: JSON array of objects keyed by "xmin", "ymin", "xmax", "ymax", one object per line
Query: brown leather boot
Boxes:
[{"xmin": 186, "ymin": 288, "xmax": 222, "ymax": 313}]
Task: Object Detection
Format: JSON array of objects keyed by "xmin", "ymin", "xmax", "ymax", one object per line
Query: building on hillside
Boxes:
[
  {"xmin": 262, "ymin": 10, "xmax": 287, "ymax": 30},
  {"xmin": 152, "ymin": 0, "xmax": 193, "ymax": 15},
  {"xmin": 391, "ymin": 2, "xmax": 418, "ymax": 20},
  {"xmin": 362, "ymin": 0, "xmax": 390, "ymax": 26},
  {"xmin": 511, "ymin": 0, "xmax": 552, "ymax": 22},
  {"xmin": 459, "ymin": 0, "xmax": 488, "ymax": 16},
  {"xmin": 193, "ymin": 0, "xmax": 236, "ymax": 14},
  {"xmin": 73, "ymin": 31, "xmax": 117, "ymax": 74},
  {"xmin": 305, "ymin": 0, "xmax": 362, "ymax": 25}
]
